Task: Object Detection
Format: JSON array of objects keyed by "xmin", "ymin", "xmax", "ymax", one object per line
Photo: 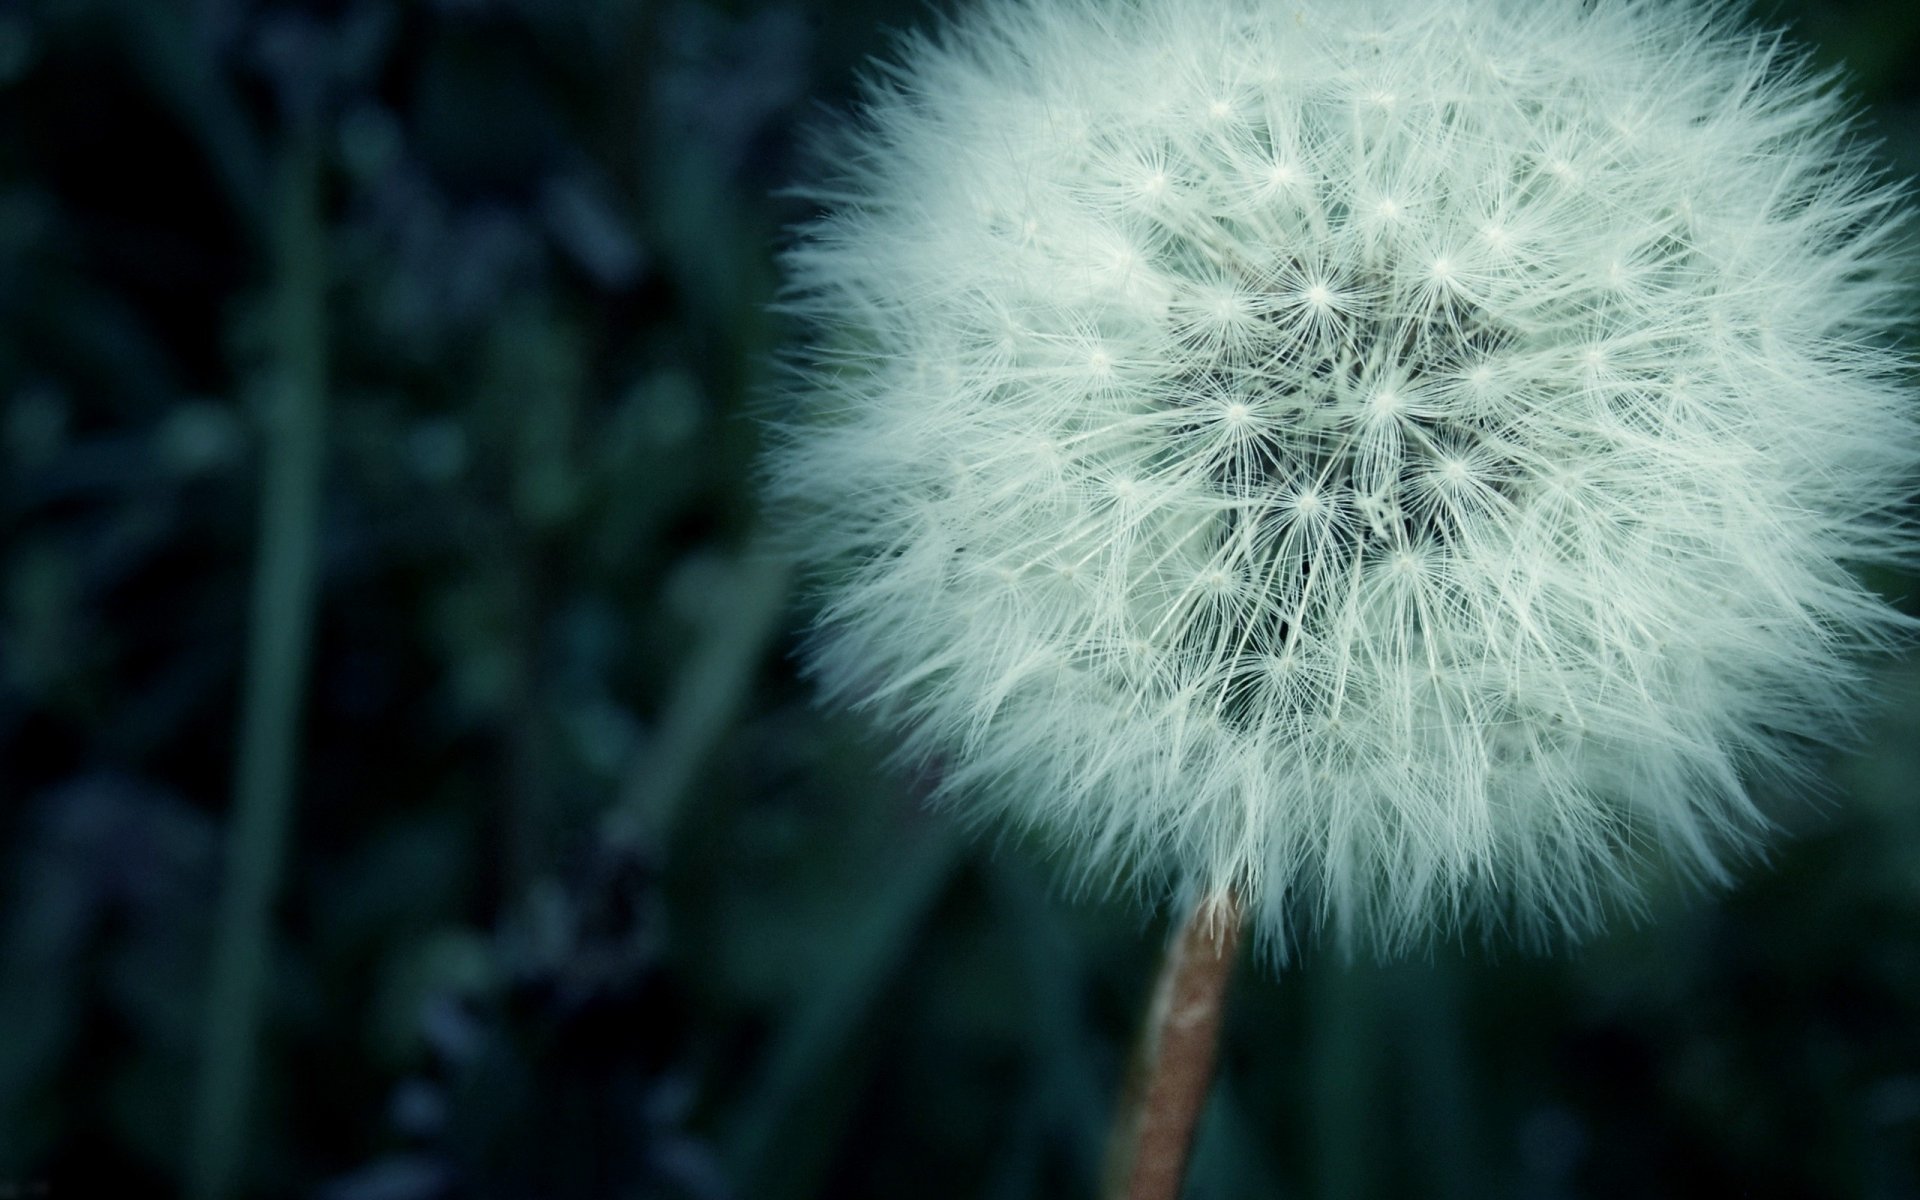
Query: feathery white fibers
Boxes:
[{"xmin": 768, "ymin": 0, "xmax": 1918, "ymax": 956}]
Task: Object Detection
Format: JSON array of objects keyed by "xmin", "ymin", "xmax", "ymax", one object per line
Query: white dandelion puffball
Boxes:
[{"xmin": 770, "ymin": 0, "xmax": 1918, "ymax": 953}]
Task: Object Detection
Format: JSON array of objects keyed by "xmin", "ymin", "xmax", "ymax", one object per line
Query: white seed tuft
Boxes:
[{"xmin": 769, "ymin": 0, "xmax": 1920, "ymax": 958}]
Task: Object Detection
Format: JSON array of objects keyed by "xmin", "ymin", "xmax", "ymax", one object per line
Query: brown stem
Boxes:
[{"xmin": 1105, "ymin": 888, "xmax": 1245, "ymax": 1200}]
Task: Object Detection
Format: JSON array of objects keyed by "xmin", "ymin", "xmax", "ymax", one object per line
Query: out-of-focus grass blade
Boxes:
[
  {"xmin": 1395, "ymin": 956, "xmax": 1482, "ymax": 1200},
  {"xmin": 988, "ymin": 859, "xmax": 1110, "ymax": 1184},
  {"xmin": 609, "ymin": 546, "xmax": 791, "ymax": 845},
  {"xmin": 189, "ymin": 128, "xmax": 328, "ymax": 1200},
  {"xmin": 112, "ymin": 2, "xmax": 267, "ymax": 235},
  {"xmin": 723, "ymin": 825, "xmax": 963, "ymax": 1198},
  {"xmin": 1308, "ymin": 957, "xmax": 1379, "ymax": 1200},
  {"xmin": 1187, "ymin": 1075, "xmax": 1285, "ymax": 1199}
]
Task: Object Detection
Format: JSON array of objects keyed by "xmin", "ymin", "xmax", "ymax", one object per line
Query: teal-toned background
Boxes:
[{"xmin": 1, "ymin": 1, "xmax": 1917, "ymax": 1196}]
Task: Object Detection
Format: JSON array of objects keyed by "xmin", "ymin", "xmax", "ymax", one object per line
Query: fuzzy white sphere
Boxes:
[{"xmin": 770, "ymin": 0, "xmax": 1917, "ymax": 953}]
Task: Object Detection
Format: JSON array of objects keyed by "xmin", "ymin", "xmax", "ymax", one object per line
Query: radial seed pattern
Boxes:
[{"xmin": 773, "ymin": 0, "xmax": 1918, "ymax": 952}]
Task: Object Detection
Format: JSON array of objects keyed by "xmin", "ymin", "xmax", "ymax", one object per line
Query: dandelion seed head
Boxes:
[{"xmin": 770, "ymin": 0, "xmax": 1919, "ymax": 957}]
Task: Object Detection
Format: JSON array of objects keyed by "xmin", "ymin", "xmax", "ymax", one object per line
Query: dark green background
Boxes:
[{"xmin": 2, "ymin": 0, "xmax": 1918, "ymax": 1196}]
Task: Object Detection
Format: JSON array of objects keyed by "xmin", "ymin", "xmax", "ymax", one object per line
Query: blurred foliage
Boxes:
[{"xmin": 0, "ymin": 0, "xmax": 1917, "ymax": 1197}]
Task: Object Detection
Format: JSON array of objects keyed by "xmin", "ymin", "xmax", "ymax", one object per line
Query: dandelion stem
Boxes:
[{"xmin": 1105, "ymin": 888, "xmax": 1244, "ymax": 1200}]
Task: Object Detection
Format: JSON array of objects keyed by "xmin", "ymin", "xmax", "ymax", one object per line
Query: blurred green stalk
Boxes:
[
  {"xmin": 1310, "ymin": 958, "xmax": 1376, "ymax": 1200},
  {"xmin": 610, "ymin": 548, "xmax": 790, "ymax": 844},
  {"xmin": 725, "ymin": 828, "xmax": 962, "ymax": 1196},
  {"xmin": 188, "ymin": 130, "xmax": 328, "ymax": 1200}
]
